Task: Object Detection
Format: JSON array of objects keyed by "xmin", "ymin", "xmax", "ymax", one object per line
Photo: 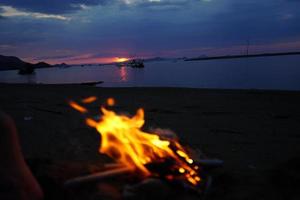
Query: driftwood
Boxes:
[{"xmin": 63, "ymin": 158, "xmax": 223, "ymax": 188}]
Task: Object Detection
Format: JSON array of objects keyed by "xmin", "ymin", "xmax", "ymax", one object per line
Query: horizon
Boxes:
[{"xmin": 1, "ymin": 0, "xmax": 300, "ymax": 64}]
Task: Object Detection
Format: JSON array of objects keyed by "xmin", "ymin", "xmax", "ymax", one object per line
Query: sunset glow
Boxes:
[
  {"xmin": 1, "ymin": 1, "xmax": 300, "ymax": 64},
  {"xmin": 29, "ymin": 56, "xmax": 128, "ymax": 65},
  {"xmin": 115, "ymin": 57, "xmax": 129, "ymax": 63}
]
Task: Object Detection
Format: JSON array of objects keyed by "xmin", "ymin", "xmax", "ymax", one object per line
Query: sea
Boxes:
[{"xmin": 1, "ymin": 55, "xmax": 300, "ymax": 90}]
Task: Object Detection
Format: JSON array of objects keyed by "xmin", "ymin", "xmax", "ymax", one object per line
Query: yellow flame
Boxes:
[
  {"xmin": 179, "ymin": 168, "xmax": 185, "ymax": 173},
  {"xmin": 70, "ymin": 97, "xmax": 201, "ymax": 185}
]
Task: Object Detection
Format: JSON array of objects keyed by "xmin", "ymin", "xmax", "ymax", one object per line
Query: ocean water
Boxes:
[{"xmin": 1, "ymin": 55, "xmax": 300, "ymax": 90}]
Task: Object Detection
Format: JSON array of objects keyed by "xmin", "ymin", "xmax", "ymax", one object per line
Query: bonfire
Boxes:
[
  {"xmin": 66, "ymin": 97, "xmax": 223, "ymax": 199},
  {"xmin": 69, "ymin": 97, "xmax": 201, "ymax": 183}
]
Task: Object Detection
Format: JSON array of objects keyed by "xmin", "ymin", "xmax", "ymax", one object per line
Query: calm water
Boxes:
[{"xmin": 1, "ymin": 55, "xmax": 300, "ymax": 90}]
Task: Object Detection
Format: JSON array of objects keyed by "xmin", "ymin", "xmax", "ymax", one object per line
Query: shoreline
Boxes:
[
  {"xmin": 186, "ymin": 51, "xmax": 300, "ymax": 61},
  {"xmin": 1, "ymin": 83, "xmax": 300, "ymax": 93}
]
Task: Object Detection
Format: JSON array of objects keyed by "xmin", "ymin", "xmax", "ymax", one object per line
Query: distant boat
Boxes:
[{"xmin": 127, "ymin": 59, "xmax": 144, "ymax": 68}]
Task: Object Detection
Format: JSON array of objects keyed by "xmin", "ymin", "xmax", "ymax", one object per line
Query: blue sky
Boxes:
[{"xmin": 0, "ymin": 0, "xmax": 300, "ymax": 64}]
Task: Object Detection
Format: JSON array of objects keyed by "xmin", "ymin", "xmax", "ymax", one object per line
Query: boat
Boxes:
[{"xmin": 127, "ymin": 59, "xmax": 144, "ymax": 68}]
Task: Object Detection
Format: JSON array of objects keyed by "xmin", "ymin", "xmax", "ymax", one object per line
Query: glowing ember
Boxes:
[
  {"xmin": 69, "ymin": 101, "xmax": 88, "ymax": 113},
  {"xmin": 70, "ymin": 98, "xmax": 201, "ymax": 186},
  {"xmin": 82, "ymin": 96, "xmax": 97, "ymax": 104},
  {"xmin": 107, "ymin": 98, "xmax": 115, "ymax": 106}
]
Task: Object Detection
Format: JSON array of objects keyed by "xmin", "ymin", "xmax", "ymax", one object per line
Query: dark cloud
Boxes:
[
  {"xmin": 207, "ymin": 1, "xmax": 300, "ymax": 46},
  {"xmin": 0, "ymin": 0, "xmax": 300, "ymax": 61},
  {"xmin": 34, "ymin": 54, "xmax": 77, "ymax": 60},
  {"xmin": 0, "ymin": 0, "xmax": 111, "ymax": 14}
]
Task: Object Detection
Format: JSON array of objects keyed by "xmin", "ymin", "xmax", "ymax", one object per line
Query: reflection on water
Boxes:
[
  {"xmin": 1, "ymin": 55, "xmax": 300, "ymax": 90},
  {"xmin": 119, "ymin": 66, "xmax": 128, "ymax": 81}
]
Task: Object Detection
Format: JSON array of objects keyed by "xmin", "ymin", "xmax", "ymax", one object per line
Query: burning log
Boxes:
[
  {"xmin": 64, "ymin": 165, "xmax": 133, "ymax": 188},
  {"xmin": 67, "ymin": 97, "xmax": 223, "ymax": 195}
]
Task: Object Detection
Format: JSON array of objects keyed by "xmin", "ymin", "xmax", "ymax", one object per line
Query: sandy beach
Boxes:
[{"xmin": 0, "ymin": 84, "xmax": 300, "ymax": 199}]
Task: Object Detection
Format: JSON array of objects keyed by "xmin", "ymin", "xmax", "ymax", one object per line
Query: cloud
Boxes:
[
  {"xmin": 34, "ymin": 54, "xmax": 77, "ymax": 61},
  {"xmin": 0, "ymin": 5, "xmax": 70, "ymax": 20},
  {"xmin": 0, "ymin": 0, "xmax": 111, "ymax": 14},
  {"xmin": 0, "ymin": 0, "xmax": 202, "ymax": 15},
  {"xmin": 1, "ymin": 0, "xmax": 300, "ymax": 62},
  {"xmin": 120, "ymin": 0, "xmax": 194, "ymax": 10},
  {"xmin": 0, "ymin": 44, "xmax": 15, "ymax": 49},
  {"xmin": 121, "ymin": 0, "xmax": 193, "ymax": 4}
]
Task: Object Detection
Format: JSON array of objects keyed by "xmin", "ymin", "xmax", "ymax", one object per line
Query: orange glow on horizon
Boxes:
[
  {"xmin": 30, "ymin": 56, "xmax": 129, "ymax": 65},
  {"xmin": 115, "ymin": 57, "xmax": 129, "ymax": 63}
]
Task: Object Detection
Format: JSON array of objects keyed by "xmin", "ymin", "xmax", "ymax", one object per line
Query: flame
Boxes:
[
  {"xmin": 70, "ymin": 98, "xmax": 201, "ymax": 186},
  {"xmin": 106, "ymin": 98, "xmax": 115, "ymax": 106},
  {"xmin": 82, "ymin": 96, "xmax": 97, "ymax": 104},
  {"xmin": 69, "ymin": 101, "xmax": 88, "ymax": 113}
]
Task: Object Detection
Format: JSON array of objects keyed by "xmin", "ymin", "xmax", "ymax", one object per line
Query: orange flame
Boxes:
[
  {"xmin": 70, "ymin": 98, "xmax": 201, "ymax": 186},
  {"xmin": 106, "ymin": 98, "xmax": 115, "ymax": 106},
  {"xmin": 82, "ymin": 96, "xmax": 97, "ymax": 104},
  {"xmin": 69, "ymin": 101, "xmax": 88, "ymax": 113}
]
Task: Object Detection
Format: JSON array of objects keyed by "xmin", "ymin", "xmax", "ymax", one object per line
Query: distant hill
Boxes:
[
  {"xmin": 0, "ymin": 55, "xmax": 52, "ymax": 71},
  {"xmin": 33, "ymin": 61, "xmax": 52, "ymax": 68},
  {"xmin": 142, "ymin": 57, "xmax": 188, "ymax": 63},
  {"xmin": 185, "ymin": 51, "xmax": 300, "ymax": 61},
  {"xmin": 0, "ymin": 55, "xmax": 27, "ymax": 70}
]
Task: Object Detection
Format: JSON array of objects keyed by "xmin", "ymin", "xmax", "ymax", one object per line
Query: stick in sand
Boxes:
[{"xmin": 64, "ymin": 165, "xmax": 133, "ymax": 188}]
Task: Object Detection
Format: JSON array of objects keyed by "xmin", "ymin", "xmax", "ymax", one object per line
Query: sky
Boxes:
[{"xmin": 0, "ymin": 0, "xmax": 300, "ymax": 64}]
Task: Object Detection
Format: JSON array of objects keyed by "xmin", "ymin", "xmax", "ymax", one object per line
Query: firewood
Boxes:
[{"xmin": 64, "ymin": 166, "xmax": 133, "ymax": 187}]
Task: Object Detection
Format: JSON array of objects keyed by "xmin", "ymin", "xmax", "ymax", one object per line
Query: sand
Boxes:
[{"xmin": 0, "ymin": 84, "xmax": 300, "ymax": 200}]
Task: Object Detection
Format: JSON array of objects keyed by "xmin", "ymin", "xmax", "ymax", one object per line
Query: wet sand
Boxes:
[{"xmin": 0, "ymin": 84, "xmax": 300, "ymax": 199}]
